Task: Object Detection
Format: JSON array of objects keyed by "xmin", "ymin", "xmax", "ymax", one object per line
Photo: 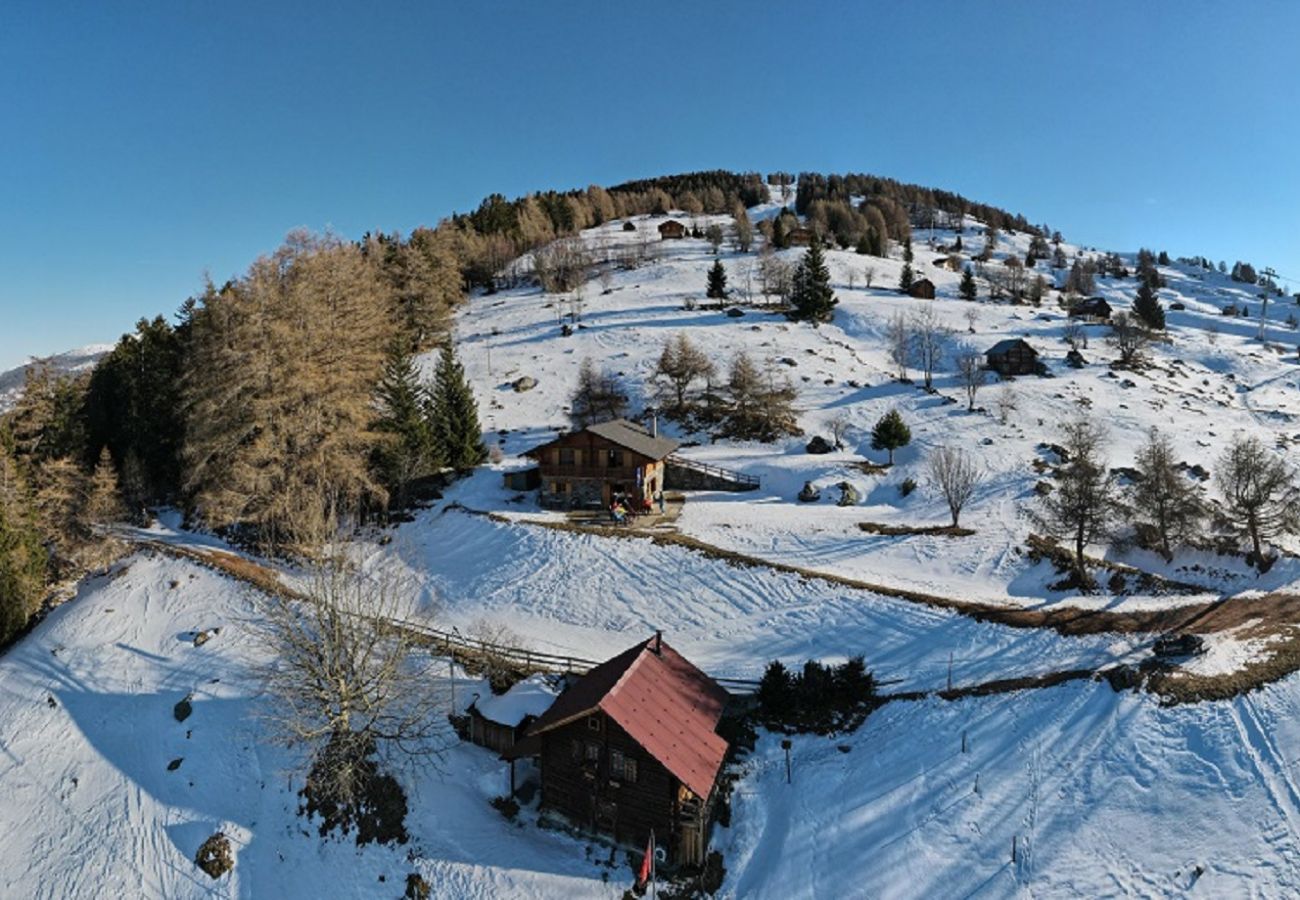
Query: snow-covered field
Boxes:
[{"xmin": 8, "ymin": 204, "xmax": 1300, "ymax": 897}]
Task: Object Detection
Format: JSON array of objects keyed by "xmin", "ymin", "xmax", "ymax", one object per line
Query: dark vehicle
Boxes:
[{"xmin": 1153, "ymin": 633, "xmax": 1205, "ymax": 659}]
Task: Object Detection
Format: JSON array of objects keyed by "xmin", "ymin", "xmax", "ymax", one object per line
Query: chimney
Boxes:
[
  {"xmin": 651, "ymin": 413, "xmax": 658, "ymax": 439},
  {"xmin": 654, "ymin": 630, "xmax": 663, "ymax": 655}
]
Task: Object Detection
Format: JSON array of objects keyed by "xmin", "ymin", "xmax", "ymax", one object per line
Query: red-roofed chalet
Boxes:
[{"xmin": 509, "ymin": 633, "xmax": 730, "ymax": 866}]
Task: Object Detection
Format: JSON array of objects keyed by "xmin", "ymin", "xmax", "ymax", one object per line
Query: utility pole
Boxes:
[{"xmin": 1259, "ymin": 267, "xmax": 1278, "ymax": 342}]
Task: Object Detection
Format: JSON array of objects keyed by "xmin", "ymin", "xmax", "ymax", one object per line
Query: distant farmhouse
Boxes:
[
  {"xmin": 985, "ymin": 338, "xmax": 1040, "ymax": 376},
  {"xmin": 658, "ymin": 220, "xmax": 686, "ymax": 240},
  {"xmin": 508, "ymin": 634, "xmax": 729, "ymax": 867},
  {"xmin": 526, "ymin": 419, "xmax": 678, "ymax": 509}
]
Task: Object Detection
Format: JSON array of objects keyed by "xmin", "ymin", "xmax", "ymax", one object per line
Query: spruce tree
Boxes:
[
  {"xmin": 706, "ymin": 259, "xmax": 728, "ymax": 299},
  {"xmin": 871, "ymin": 409, "xmax": 911, "ymax": 465},
  {"xmin": 959, "ymin": 266, "xmax": 977, "ymax": 301},
  {"xmin": 1134, "ymin": 273, "xmax": 1165, "ymax": 329},
  {"xmin": 790, "ymin": 238, "xmax": 837, "ymax": 323},
  {"xmin": 431, "ymin": 342, "xmax": 486, "ymax": 471},
  {"xmin": 374, "ymin": 345, "xmax": 437, "ymax": 508},
  {"xmin": 899, "ymin": 262, "xmax": 914, "ymax": 293}
]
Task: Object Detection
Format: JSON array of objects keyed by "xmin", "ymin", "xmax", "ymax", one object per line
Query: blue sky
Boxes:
[{"xmin": 2, "ymin": 1, "xmax": 1298, "ymax": 370}]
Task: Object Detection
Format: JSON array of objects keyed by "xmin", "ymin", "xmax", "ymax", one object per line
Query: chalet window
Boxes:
[
  {"xmin": 606, "ymin": 449, "xmax": 623, "ymax": 467},
  {"xmin": 551, "ymin": 481, "xmax": 569, "ymax": 494},
  {"xmin": 587, "ymin": 715, "xmax": 601, "ymax": 732},
  {"xmin": 570, "ymin": 739, "xmax": 581, "ymax": 761},
  {"xmin": 585, "ymin": 742, "xmax": 601, "ymax": 762},
  {"xmin": 558, "ymin": 448, "xmax": 575, "ymax": 465},
  {"xmin": 610, "ymin": 749, "xmax": 638, "ymax": 784}
]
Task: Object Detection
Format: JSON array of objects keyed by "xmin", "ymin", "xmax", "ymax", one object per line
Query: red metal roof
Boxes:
[{"xmin": 527, "ymin": 636, "xmax": 730, "ymax": 798}]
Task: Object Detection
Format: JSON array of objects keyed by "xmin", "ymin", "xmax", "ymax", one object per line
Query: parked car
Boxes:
[{"xmin": 1153, "ymin": 633, "xmax": 1205, "ymax": 659}]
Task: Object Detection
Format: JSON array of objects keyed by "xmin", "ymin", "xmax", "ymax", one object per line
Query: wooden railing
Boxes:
[
  {"xmin": 540, "ymin": 464, "xmax": 642, "ymax": 481},
  {"xmin": 665, "ymin": 455, "xmax": 760, "ymax": 487}
]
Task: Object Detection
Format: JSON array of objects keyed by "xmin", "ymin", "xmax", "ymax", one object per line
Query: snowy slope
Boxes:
[{"xmin": 446, "ymin": 209, "xmax": 1300, "ymax": 613}]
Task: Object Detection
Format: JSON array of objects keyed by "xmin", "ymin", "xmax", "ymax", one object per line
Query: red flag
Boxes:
[{"xmin": 636, "ymin": 832, "xmax": 653, "ymax": 887}]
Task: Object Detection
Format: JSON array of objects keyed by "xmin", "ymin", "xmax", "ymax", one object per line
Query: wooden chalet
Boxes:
[
  {"xmin": 526, "ymin": 418, "xmax": 678, "ymax": 509},
  {"xmin": 985, "ymin": 338, "xmax": 1040, "ymax": 376},
  {"xmin": 658, "ymin": 220, "xmax": 686, "ymax": 240},
  {"xmin": 508, "ymin": 634, "xmax": 730, "ymax": 867},
  {"xmin": 467, "ymin": 674, "xmax": 558, "ymax": 755},
  {"xmin": 785, "ymin": 226, "xmax": 813, "ymax": 247},
  {"xmin": 1069, "ymin": 296, "xmax": 1112, "ymax": 320},
  {"xmin": 908, "ymin": 277, "xmax": 937, "ymax": 299}
]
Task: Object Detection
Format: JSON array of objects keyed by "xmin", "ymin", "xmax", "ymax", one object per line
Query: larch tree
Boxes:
[
  {"xmin": 1215, "ymin": 434, "xmax": 1299, "ymax": 569},
  {"xmin": 654, "ymin": 333, "xmax": 714, "ymax": 418},
  {"xmin": 0, "ymin": 438, "xmax": 47, "ymax": 644},
  {"xmin": 1033, "ymin": 417, "xmax": 1115, "ymax": 582},
  {"xmin": 954, "ymin": 344, "xmax": 987, "ymax": 411},
  {"xmin": 570, "ymin": 358, "xmax": 628, "ymax": 428},
  {"xmin": 183, "ymin": 231, "xmax": 395, "ymax": 549},
  {"xmin": 1132, "ymin": 428, "xmax": 1203, "ymax": 561}
]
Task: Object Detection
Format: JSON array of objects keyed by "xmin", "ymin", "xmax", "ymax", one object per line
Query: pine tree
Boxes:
[
  {"xmin": 431, "ymin": 342, "xmax": 486, "ymax": 471},
  {"xmin": 899, "ymin": 262, "xmax": 914, "ymax": 293},
  {"xmin": 789, "ymin": 239, "xmax": 837, "ymax": 322},
  {"xmin": 374, "ymin": 345, "xmax": 437, "ymax": 508},
  {"xmin": 959, "ymin": 266, "xmax": 977, "ymax": 301},
  {"xmin": 706, "ymin": 259, "xmax": 728, "ymax": 299},
  {"xmin": 871, "ymin": 409, "xmax": 911, "ymax": 465},
  {"xmin": 1133, "ymin": 273, "xmax": 1166, "ymax": 329}
]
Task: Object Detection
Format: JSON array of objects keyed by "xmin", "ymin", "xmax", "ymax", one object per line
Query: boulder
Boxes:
[
  {"xmin": 836, "ymin": 482, "xmax": 860, "ymax": 507},
  {"xmin": 512, "ymin": 376, "xmax": 538, "ymax": 393},
  {"xmin": 797, "ymin": 481, "xmax": 821, "ymax": 503},
  {"xmin": 194, "ymin": 832, "xmax": 233, "ymax": 880},
  {"xmin": 724, "ymin": 307, "xmax": 745, "ymax": 318},
  {"xmin": 1066, "ymin": 349, "xmax": 1086, "ymax": 368},
  {"xmin": 174, "ymin": 695, "xmax": 193, "ymax": 723},
  {"xmin": 805, "ymin": 435, "xmax": 834, "ymax": 455}
]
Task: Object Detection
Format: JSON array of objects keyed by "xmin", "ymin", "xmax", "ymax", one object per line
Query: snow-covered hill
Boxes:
[
  {"xmin": 7, "ymin": 204, "xmax": 1300, "ymax": 898},
  {"xmin": 0, "ymin": 343, "xmax": 112, "ymax": 412}
]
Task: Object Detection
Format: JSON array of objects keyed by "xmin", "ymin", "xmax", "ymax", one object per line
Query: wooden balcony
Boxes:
[{"xmin": 540, "ymin": 464, "xmax": 641, "ymax": 481}]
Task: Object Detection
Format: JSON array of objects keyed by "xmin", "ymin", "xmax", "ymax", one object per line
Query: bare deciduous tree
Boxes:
[
  {"xmin": 254, "ymin": 555, "xmax": 450, "ymax": 826},
  {"xmin": 1215, "ymin": 434, "xmax": 1299, "ymax": 568},
  {"xmin": 911, "ymin": 306, "xmax": 952, "ymax": 392},
  {"xmin": 863, "ymin": 266, "xmax": 876, "ymax": 289},
  {"xmin": 571, "ymin": 357, "xmax": 628, "ymax": 427},
  {"xmin": 886, "ymin": 312, "xmax": 912, "ymax": 381},
  {"xmin": 995, "ymin": 384, "xmax": 1018, "ymax": 425},
  {"xmin": 1108, "ymin": 312, "xmax": 1149, "ymax": 368},
  {"xmin": 534, "ymin": 237, "xmax": 592, "ymax": 293},
  {"xmin": 954, "ymin": 344, "xmax": 987, "ymax": 411},
  {"xmin": 1063, "ymin": 320, "xmax": 1088, "ymax": 350},
  {"xmin": 829, "ymin": 413, "xmax": 851, "ymax": 450},
  {"xmin": 927, "ymin": 446, "xmax": 982, "ymax": 527}
]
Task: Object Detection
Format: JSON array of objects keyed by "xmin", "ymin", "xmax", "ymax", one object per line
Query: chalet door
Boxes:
[{"xmin": 594, "ymin": 798, "xmax": 618, "ymax": 836}]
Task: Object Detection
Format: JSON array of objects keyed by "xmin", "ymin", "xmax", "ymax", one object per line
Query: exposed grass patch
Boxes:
[{"xmin": 859, "ymin": 522, "xmax": 975, "ymax": 537}]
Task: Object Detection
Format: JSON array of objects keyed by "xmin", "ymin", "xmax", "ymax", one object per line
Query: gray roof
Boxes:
[
  {"xmin": 986, "ymin": 338, "xmax": 1037, "ymax": 356},
  {"xmin": 586, "ymin": 418, "xmax": 679, "ymax": 460}
]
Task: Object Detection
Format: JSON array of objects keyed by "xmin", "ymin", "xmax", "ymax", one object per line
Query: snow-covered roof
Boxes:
[{"xmin": 471, "ymin": 674, "xmax": 558, "ymax": 728}]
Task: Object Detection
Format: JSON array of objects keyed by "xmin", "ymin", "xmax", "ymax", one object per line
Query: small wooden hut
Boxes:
[
  {"xmin": 467, "ymin": 675, "xmax": 559, "ymax": 755},
  {"xmin": 985, "ymin": 338, "xmax": 1040, "ymax": 376},
  {"xmin": 1069, "ymin": 297, "xmax": 1112, "ymax": 320},
  {"xmin": 908, "ymin": 278, "xmax": 937, "ymax": 299},
  {"xmin": 785, "ymin": 226, "xmax": 813, "ymax": 247},
  {"xmin": 658, "ymin": 220, "xmax": 686, "ymax": 240}
]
